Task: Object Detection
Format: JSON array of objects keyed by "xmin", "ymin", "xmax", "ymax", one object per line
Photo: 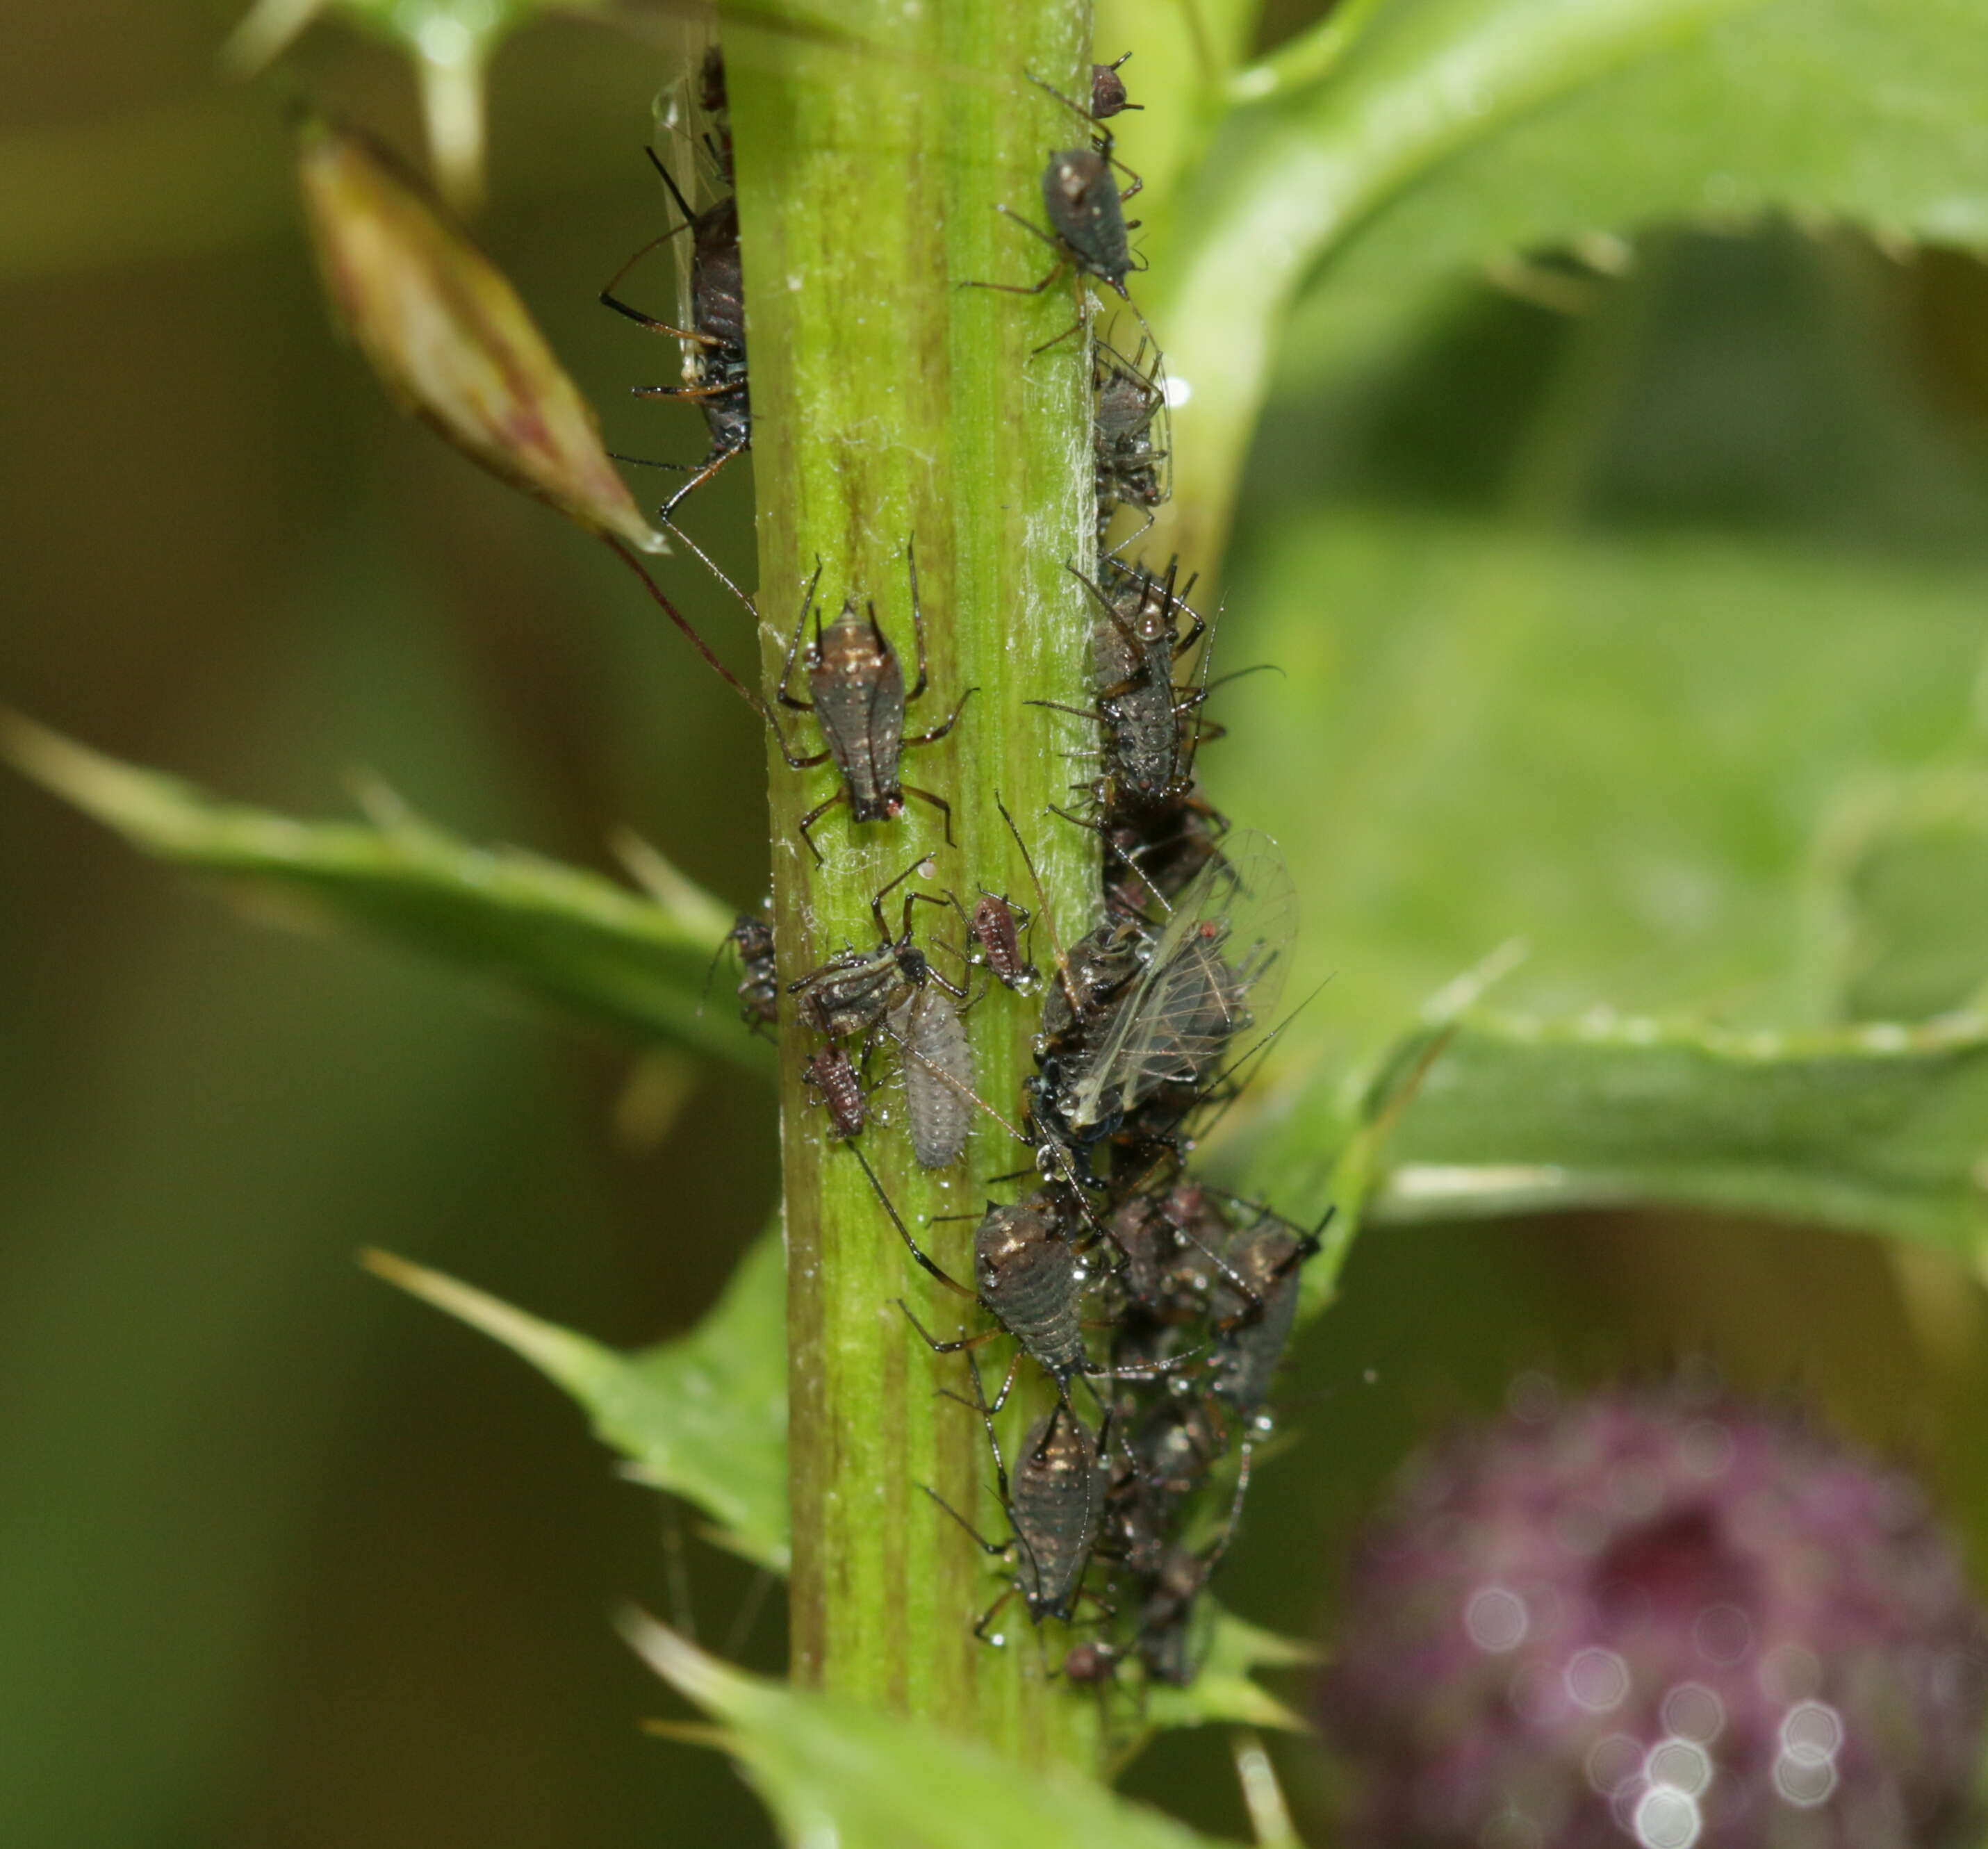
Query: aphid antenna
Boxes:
[
  {"xmin": 1169, "ymin": 1006, "xmax": 1297, "ymax": 1140},
  {"xmin": 602, "ymin": 535, "xmax": 768, "ymax": 722},
  {"xmin": 697, "ymin": 932, "xmax": 730, "ymax": 1014},
  {"xmin": 994, "ymin": 791, "xmax": 1083, "ymax": 1020},
  {"xmin": 656, "ymin": 508, "xmax": 759, "ymax": 623},
  {"xmin": 642, "ymin": 145, "xmax": 702, "ymax": 236}
]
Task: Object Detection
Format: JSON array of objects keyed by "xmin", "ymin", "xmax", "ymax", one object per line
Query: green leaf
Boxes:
[
  {"xmin": 365, "ymin": 1226, "xmax": 790, "ymax": 1570},
  {"xmin": 1810, "ymin": 765, "xmax": 1988, "ymax": 1025},
  {"xmin": 1217, "ymin": 511, "xmax": 1988, "ymax": 1063},
  {"xmin": 1142, "ymin": 1608, "xmax": 1320, "ymax": 1736},
  {"xmin": 2, "ymin": 716, "xmax": 765, "ymax": 1076},
  {"xmin": 623, "ymin": 1615, "xmax": 1223, "ymax": 1848},
  {"xmin": 1349, "ymin": 1008, "xmax": 1988, "ymax": 1263},
  {"xmin": 1158, "ymin": 0, "xmax": 1988, "ymax": 559}
]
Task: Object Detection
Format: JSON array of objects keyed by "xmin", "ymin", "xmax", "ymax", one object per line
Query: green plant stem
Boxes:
[{"xmin": 728, "ymin": 0, "xmax": 1098, "ymax": 1760}]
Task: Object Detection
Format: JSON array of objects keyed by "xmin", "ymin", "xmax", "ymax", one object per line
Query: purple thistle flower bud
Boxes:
[{"xmin": 1320, "ymin": 1381, "xmax": 1988, "ymax": 1848}]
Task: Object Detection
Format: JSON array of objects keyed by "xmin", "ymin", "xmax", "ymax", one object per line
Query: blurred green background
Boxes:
[{"xmin": 4, "ymin": 4, "xmax": 1987, "ymax": 1845}]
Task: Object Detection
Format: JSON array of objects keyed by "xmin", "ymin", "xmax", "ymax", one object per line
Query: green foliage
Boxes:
[
  {"xmin": 1812, "ymin": 764, "xmax": 1988, "ymax": 1025},
  {"xmin": 1151, "ymin": 0, "xmax": 1988, "ymax": 554},
  {"xmin": 1, "ymin": 717, "xmax": 761, "ymax": 1074},
  {"xmin": 366, "ymin": 1228, "xmax": 791, "ymax": 1570},
  {"xmin": 1219, "ymin": 510, "xmax": 1988, "ymax": 1055},
  {"xmin": 1142, "ymin": 1611, "xmax": 1320, "ymax": 1736},
  {"xmin": 622, "ymin": 1614, "xmax": 1224, "ymax": 1849},
  {"xmin": 1287, "ymin": 1008, "xmax": 1988, "ymax": 1260}
]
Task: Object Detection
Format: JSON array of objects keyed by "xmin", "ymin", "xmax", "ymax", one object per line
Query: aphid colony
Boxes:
[{"xmin": 627, "ymin": 52, "xmax": 1319, "ymax": 1708}]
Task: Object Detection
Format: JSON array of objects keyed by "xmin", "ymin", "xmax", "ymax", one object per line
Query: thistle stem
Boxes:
[{"xmin": 728, "ymin": 0, "xmax": 1099, "ymax": 1761}]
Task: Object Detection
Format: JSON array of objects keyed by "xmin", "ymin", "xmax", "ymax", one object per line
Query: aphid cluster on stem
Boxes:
[
  {"xmin": 876, "ymin": 51, "xmax": 1329, "ymax": 1709},
  {"xmin": 619, "ymin": 42, "xmax": 1322, "ymax": 1719}
]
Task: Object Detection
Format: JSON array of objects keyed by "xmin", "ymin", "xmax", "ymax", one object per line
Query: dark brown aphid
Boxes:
[
  {"xmin": 892, "ymin": 1190, "xmax": 1092, "ymax": 1400},
  {"xmin": 1208, "ymin": 1207, "xmax": 1331, "ymax": 1422},
  {"xmin": 1129, "ymin": 1447, "xmax": 1254, "ymax": 1686},
  {"xmin": 787, "ymin": 855, "xmax": 964, "ymax": 1040},
  {"xmin": 1102, "ymin": 802, "xmax": 1226, "ymax": 919},
  {"xmin": 708, "ymin": 904, "xmax": 778, "ymax": 1033},
  {"xmin": 965, "ymin": 890, "xmax": 1037, "ymax": 992},
  {"xmin": 600, "ymin": 149, "xmax": 749, "ymax": 522},
  {"xmin": 771, "ymin": 545, "xmax": 974, "ymax": 864},
  {"xmin": 1093, "ymin": 337, "xmax": 1169, "ymax": 547},
  {"xmin": 1090, "ymin": 52, "xmax": 1139, "ymax": 121},
  {"xmin": 1060, "ymin": 832, "xmax": 1297, "ymax": 1147},
  {"xmin": 1057, "ymin": 555, "xmax": 1215, "ymax": 818},
  {"xmin": 928, "ymin": 1362, "xmax": 1109, "ymax": 1634},
  {"xmin": 802, "ymin": 1045, "xmax": 867, "ymax": 1140},
  {"xmin": 969, "ymin": 74, "xmax": 1146, "ymax": 308},
  {"xmin": 889, "ymin": 983, "xmax": 975, "ymax": 1169},
  {"xmin": 1024, "ymin": 917, "xmax": 1151, "ymax": 1178},
  {"xmin": 1106, "ymin": 1183, "xmax": 1235, "ymax": 1323}
]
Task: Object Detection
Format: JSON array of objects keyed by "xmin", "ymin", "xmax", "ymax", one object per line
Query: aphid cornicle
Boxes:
[
  {"xmin": 889, "ymin": 983, "xmax": 975, "ymax": 1169},
  {"xmin": 771, "ymin": 545, "xmax": 974, "ymax": 864},
  {"xmin": 787, "ymin": 855, "xmax": 964, "ymax": 1042},
  {"xmin": 600, "ymin": 148, "xmax": 749, "ymax": 523}
]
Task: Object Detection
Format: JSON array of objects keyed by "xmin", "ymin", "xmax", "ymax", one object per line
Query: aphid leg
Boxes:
[
  {"xmin": 924, "ymin": 1486, "xmax": 1008, "ymax": 1561},
  {"xmin": 851, "ymin": 1143, "xmax": 976, "ymax": 1299},
  {"xmin": 1031, "ymin": 317, "xmax": 1088, "ymax": 359},
  {"xmin": 657, "ymin": 438, "xmax": 747, "ymax": 523},
  {"xmin": 602, "ymin": 538, "xmax": 766, "ymax": 721},
  {"xmin": 643, "ymin": 146, "xmax": 701, "ymax": 231},
  {"xmin": 1201, "ymin": 1442, "xmax": 1256, "ymax": 1581},
  {"xmin": 602, "ymin": 299, "xmax": 718, "ymax": 344},
  {"xmin": 869, "ymin": 851, "xmax": 940, "ymax": 940},
  {"xmin": 795, "ymin": 787, "xmax": 848, "ymax": 866},
  {"xmin": 970, "ymin": 1585, "xmax": 1021, "ymax": 1642},
  {"xmin": 775, "ymin": 562, "xmax": 826, "ymax": 714},
  {"xmin": 931, "ymin": 1339, "xmax": 1027, "ymax": 1421},
  {"xmin": 654, "ymin": 507, "xmax": 758, "ymax": 622},
  {"xmin": 900, "ymin": 683, "xmax": 978, "ymax": 749},
  {"xmin": 900, "ymin": 783, "xmax": 958, "ymax": 848},
  {"xmin": 631, "ymin": 379, "xmax": 737, "ymax": 400},
  {"xmin": 1026, "ymin": 698, "xmax": 1101, "ymax": 723},
  {"xmin": 899, "ymin": 1299, "xmax": 1001, "ymax": 1360}
]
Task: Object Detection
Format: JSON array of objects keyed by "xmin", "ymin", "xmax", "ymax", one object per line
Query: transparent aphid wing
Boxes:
[
  {"xmin": 646, "ymin": 28, "xmax": 723, "ymax": 379},
  {"xmin": 1067, "ymin": 832, "xmax": 1295, "ymax": 1126}
]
